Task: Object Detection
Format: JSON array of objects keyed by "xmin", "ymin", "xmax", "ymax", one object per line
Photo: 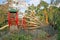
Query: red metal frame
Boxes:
[
  {"xmin": 8, "ymin": 12, "xmax": 18, "ymax": 27},
  {"xmin": 22, "ymin": 17, "xmax": 27, "ymax": 29}
]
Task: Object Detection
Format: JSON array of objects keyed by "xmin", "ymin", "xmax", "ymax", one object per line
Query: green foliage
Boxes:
[
  {"xmin": 38, "ymin": 30, "xmax": 47, "ymax": 38},
  {"xmin": 28, "ymin": 4, "xmax": 36, "ymax": 11},
  {"xmin": 2, "ymin": 33, "xmax": 32, "ymax": 40},
  {"xmin": 40, "ymin": 1, "xmax": 48, "ymax": 8},
  {"xmin": 0, "ymin": 20, "xmax": 8, "ymax": 27},
  {"xmin": 57, "ymin": 14, "xmax": 60, "ymax": 40},
  {"xmin": 53, "ymin": 7, "xmax": 60, "ymax": 40},
  {"xmin": 19, "ymin": 34, "xmax": 32, "ymax": 40}
]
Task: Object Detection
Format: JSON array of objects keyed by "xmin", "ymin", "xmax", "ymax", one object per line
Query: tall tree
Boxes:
[{"xmin": 40, "ymin": 1, "xmax": 49, "ymax": 24}]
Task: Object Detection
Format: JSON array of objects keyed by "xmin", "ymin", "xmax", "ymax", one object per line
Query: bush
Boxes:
[{"xmin": 2, "ymin": 33, "xmax": 33, "ymax": 40}]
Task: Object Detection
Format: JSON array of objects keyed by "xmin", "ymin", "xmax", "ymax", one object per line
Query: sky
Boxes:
[
  {"xmin": 0, "ymin": 0, "xmax": 51, "ymax": 12},
  {"xmin": 0, "ymin": 0, "xmax": 51, "ymax": 4},
  {"xmin": 26, "ymin": 0, "xmax": 40, "ymax": 6},
  {"xmin": 0, "ymin": 0, "xmax": 8, "ymax": 4}
]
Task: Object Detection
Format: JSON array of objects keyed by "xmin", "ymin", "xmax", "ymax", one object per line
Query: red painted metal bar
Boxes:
[
  {"xmin": 16, "ymin": 12, "xmax": 18, "ymax": 26},
  {"xmin": 8, "ymin": 12, "xmax": 11, "ymax": 27},
  {"xmin": 22, "ymin": 17, "xmax": 27, "ymax": 29}
]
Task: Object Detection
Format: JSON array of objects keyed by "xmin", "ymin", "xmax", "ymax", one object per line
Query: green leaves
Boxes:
[
  {"xmin": 40, "ymin": 1, "xmax": 48, "ymax": 8},
  {"xmin": 28, "ymin": 4, "xmax": 36, "ymax": 11},
  {"xmin": 2, "ymin": 32, "xmax": 33, "ymax": 40}
]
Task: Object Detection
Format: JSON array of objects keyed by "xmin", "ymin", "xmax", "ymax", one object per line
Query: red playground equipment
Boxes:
[
  {"xmin": 8, "ymin": 9, "xmax": 27, "ymax": 30},
  {"xmin": 8, "ymin": 10, "xmax": 18, "ymax": 28},
  {"xmin": 22, "ymin": 16, "xmax": 27, "ymax": 29}
]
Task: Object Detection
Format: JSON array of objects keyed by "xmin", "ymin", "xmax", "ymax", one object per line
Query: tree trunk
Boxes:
[{"xmin": 44, "ymin": 9, "xmax": 48, "ymax": 24}]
